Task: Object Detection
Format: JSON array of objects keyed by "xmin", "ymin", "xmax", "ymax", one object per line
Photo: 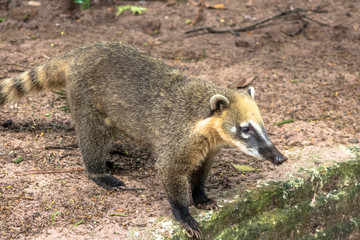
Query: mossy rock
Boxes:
[{"xmin": 170, "ymin": 158, "xmax": 360, "ymax": 240}]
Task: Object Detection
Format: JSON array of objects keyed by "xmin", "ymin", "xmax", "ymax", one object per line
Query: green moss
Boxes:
[
  {"xmin": 171, "ymin": 159, "xmax": 360, "ymax": 239},
  {"xmin": 215, "ymin": 184, "xmax": 360, "ymax": 240},
  {"xmin": 300, "ymin": 217, "xmax": 360, "ymax": 240}
]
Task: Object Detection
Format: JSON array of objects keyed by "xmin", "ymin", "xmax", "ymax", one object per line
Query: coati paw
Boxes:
[
  {"xmin": 90, "ymin": 174, "xmax": 125, "ymax": 190},
  {"xmin": 195, "ymin": 199, "xmax": 218, "ymax": 211},
  {"xmin": 171, "ymin": 203, "xmax": 202, "ymax": 239},
  {"xmin": 185, "ymin": 226, "xmax": 203, "ymax": 239},
  {"xmin": 179, "ymin": 216, "xmax": 202, "ymax": 239}
]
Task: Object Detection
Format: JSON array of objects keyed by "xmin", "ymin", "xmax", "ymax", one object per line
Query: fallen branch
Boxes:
[
  {"xmin": 18, "ymin": 168, "xmax": 85, "ymax": 175},
  {"xmin": 185, "ymin": 4, "xmax": 328, "ymax": 35},
  {"xmin": 45, "ymin": 143, "xmax": 78, "ymax": 150}
]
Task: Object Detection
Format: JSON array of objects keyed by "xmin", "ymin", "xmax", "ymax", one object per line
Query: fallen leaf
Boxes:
[
  {"xmin": 71, "ymin": 218, "xmax": 84, "ymax": 229},
  {"xmin": 274, "ymin": 119, "xmax": 294, "ymax": 126},
  {"xmin": 230, "ymin": 76, "xmax": 256, "ymax": 88},
  {"xmin": 208, "ymin": 4, "xmax": 226, "ymax": 10},
  {"xmin": 28, "ymin": 1, "xmax": 41, "ymax": 7},
  {"xmin": 109, "ymin": 213, "xmax": 127, "ymax": 217},
  {"xmin": 232, "ymin": 164, "xmax": 256, "ymax": 172},
  {"xmin": 14, "ymin": 156, "xmax": 24, "ymax": 164}
]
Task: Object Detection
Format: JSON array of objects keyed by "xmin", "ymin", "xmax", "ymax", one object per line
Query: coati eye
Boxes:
[{"xmin": 241, "ymin": 127, "xmax": 250, "ymax": 133}]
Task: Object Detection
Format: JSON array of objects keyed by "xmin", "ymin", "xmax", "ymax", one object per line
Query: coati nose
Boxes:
[
  {"xmin": 275, "ymin": 155, "xmax": 288, "ymax": 164},
  {"xmin": 258, "ymin": 143, "xmax": 288, "ymax": 165}
]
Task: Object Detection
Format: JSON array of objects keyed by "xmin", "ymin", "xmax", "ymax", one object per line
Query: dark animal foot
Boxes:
[
  {"xmin": 90, "ymin": 174, "xmax": 125, "ymax": 190},
  {"xmin": 195, "ymin": 199, "xmax": 218, "ymax": 211},
  {"xmin": 179, "ymin": 215, "xmax": 202, "ymax": 239},
  {"xmin": 171, "ymin": 202, "xmax": 203, "ymax": 239}
]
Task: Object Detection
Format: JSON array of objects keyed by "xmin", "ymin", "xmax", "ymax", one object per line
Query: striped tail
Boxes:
[{"xmin": 0, "ymin": 58, "xmax": 68, "ymax": 106}]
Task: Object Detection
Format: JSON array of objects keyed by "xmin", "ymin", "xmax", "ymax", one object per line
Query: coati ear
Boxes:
[
  {"xmin": 210, "ymin": 94, "xmax": 230, "ymax": 112},
  {"xmin": 247, "ymin": 87, "xmax": 255, "ymax": 99}
]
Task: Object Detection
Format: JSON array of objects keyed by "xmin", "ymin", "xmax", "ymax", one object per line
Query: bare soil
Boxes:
[{"xmin": 0, "ymin": 0, "xmax": 359, "ymax": 239}]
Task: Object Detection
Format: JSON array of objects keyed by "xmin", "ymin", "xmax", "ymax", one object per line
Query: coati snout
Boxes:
[
  {"xmin": 0, "ymin": 42, "xmax": 287, "ymax": 239},
  {"xmin": 259, "ymin": 143, "xmax": 288, "ymax": 165}
]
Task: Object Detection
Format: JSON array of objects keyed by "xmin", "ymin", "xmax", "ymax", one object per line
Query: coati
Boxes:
[{"xmin": 0, "ymin": 42, "xmax": 287, "ymax": 238}]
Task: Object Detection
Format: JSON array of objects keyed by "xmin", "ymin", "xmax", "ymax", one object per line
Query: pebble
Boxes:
[{"xmin": 348, "ymin": 138, "xmax": 359, "ymax": 144}]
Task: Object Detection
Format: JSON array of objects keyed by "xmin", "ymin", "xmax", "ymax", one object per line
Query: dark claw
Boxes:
[
  {"xmin": 184, "ymin": 224, "xmax": 203, "ymax": 239},
  {"xmin": 186, "ymin": 229, "xmax": 194, "ymax": 238},
  {"xmin": 111, "ymin": 185, "xmax": 126, "ymax": 191},
  {"xmin": 90, "ymin": 174, "xmax": 125, "ymax": 190},
  {"xmin": 179, "ymin": 215, "xmax": 202, "ymax": 239}
]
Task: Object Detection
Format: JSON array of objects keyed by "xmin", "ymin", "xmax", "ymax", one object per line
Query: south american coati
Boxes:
[{"xmin": 0, "ymin": 42, "xmax": 287, "ymax": 238}]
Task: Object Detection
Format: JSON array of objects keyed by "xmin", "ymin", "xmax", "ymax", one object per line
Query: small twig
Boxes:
[
  {"xmin": 302, "ymin": 16, "xmax": 328, "ymax": 26},
  {"xmin": 42, "ymin": 54, "xmax": 51, "ymax": 60},
  {"xmin": 45, "ymin": 143, "xmax": 78, "ymax": 150},
  {"xmin": 18, "ymin": 168, "xmax": 85, "ymax": 175},
  {"xmin": 117, "ymin": 187, "xmax": 146, "ymax": 191},
  {"xmin": 191, "ymin": 0, "xmax": 206, "ymax": 26},
  {"xmin": 59, "ymin": 153, "xmax": 73, "ymax": 160},
  {"xmin": 167, "ymin": 0, "xmax": 207, "ymax": 25},
  {"xmin": 185, "ymin": 4, "xmax": 328, "ymax": 34},
  {"xmin": 185, "ymin": 26, "xmax": 216, "ymax": 34}
]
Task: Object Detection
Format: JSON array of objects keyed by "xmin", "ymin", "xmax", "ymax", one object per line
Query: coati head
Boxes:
[{"xmin": 209, "ymin": 87, "xmax": 287, "ymax": 165}]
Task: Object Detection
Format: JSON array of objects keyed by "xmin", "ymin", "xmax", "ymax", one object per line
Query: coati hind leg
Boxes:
[
  {"xmin": 72, "ymin": 109, "xmax": 125, "ymax": 190},
  {"xmin": 191, "ymin": 155, "xmax": 218, "ymax": 210}
]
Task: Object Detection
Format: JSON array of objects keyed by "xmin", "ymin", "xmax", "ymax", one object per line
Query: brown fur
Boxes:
[{"xmin": 1, "ymin": 42, "xmax": 279, "ymax": 238}]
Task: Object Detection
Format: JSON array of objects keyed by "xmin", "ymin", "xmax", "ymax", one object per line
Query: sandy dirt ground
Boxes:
[{"xmin": 0, "ymin": 0, "xmax": 359, "ymax": 239}]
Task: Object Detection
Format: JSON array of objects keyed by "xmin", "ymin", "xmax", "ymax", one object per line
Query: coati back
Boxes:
[{"xmin": 0, "ymin": 42, "xmax": 287, "ymax": 238}]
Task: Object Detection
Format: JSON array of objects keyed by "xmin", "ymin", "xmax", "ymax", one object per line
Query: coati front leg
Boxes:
[
  {"xmin": 74, "ymin": 111, "xmax": 125, "ymax": 190},
  {"xmin": 160, "ymin": 166, "xmax": 202, "ymax": 239},
  {"xmin": 191, "ymin": 155, "xmax": 218, "ymax": 210}
]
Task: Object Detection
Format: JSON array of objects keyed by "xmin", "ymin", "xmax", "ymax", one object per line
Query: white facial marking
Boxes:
[
  {"xmin": 240, "ymin": 122, "xmax": 248, "ymax": 127},
  {"xmin": 248, "ymin": 87, "xmax": 255, "ymax": 98},
  {"xmin": 230, "ymin": 126, "xmax": 237, "ymax": 133},
  {"xmin": 241, "ymin": 133, "xmax": 250, "ymax": 139},
  {"xmin": 239, "ymin": 122, "xmax": 250, "ymax": 139},
  {"xmin": 232, "ymin": 140, "xmax": 263, "ymax": 160}
]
